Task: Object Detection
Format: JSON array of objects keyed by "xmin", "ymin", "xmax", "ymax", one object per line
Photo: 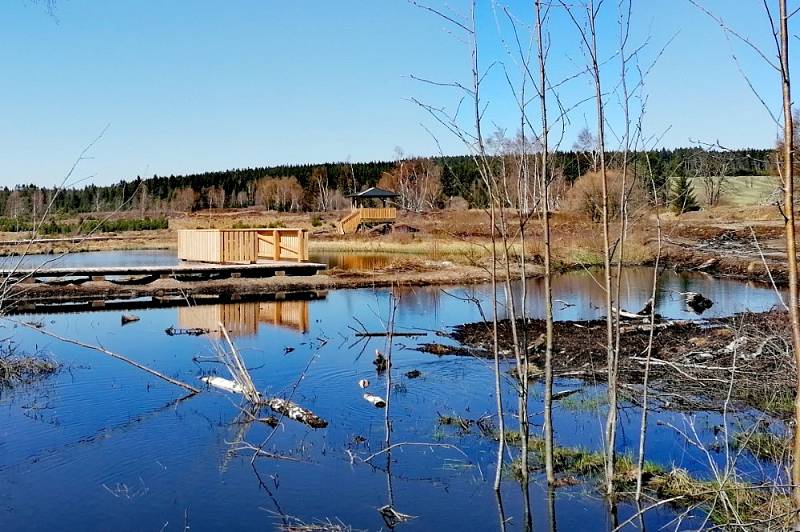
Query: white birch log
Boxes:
[
  {"xmin": 264, "ymin": 397, "xmax": 328, "ymax": 428},
  {"xmin": 201, "ymin": 376, "xmax": 246, "ymax": 394},
  {"xmin": 363, "ymin": 393, "xmax": 386, "ymax": 408}
]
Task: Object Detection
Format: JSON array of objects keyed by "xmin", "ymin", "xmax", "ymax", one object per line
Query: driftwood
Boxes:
[
  {"xmin": 363, "ymin": 393, "xmax": 387, "ymax": 408},
  {"xmin": 355, "ymin": 331, "xmax": 427, "ymax": 337},
  {"xmin": 17, "ymin": 321, "xmax": 200, "ymax": 394},
  {"xmin": 552, "ymin": 389, "xmax": 580, "ymax": 401},
  {"xmin": 618, "ymin": 320, "xmax": 689, "ymax": 334},
  {"xmin": 695, "ymin": 258, "xmax": 719, "ymax": 271},
  {"xmin": 121, "ymin": 314, "xmax": 140, "ymax": 326},
  {"xmin": 378, "ymin": 505, "xmax": 415, "ymax": 527},
  {"xmin": 165, "ymin": 326, "xmax": 209, "ymax": 336},
  {"xmin": 201, "ymin": 376, "xmax": 244, "ymax": 394},
  {"xmin": 211, "ymin": 324, "xmax": 328, "ymax": 428},
  {"xmin": 264, "ymin": 397, "xmax": 328, "ymax": 428},
  {"xmin": 373, "ymin": 350, "xmax": 389, "ymax": 372},
  {"xmin": 684, "ymin": 292, "xmax": 713, "ymax": 313},
  {"xmin": 200, "ymin": 376, "xmax": 329, "ymax": 428},
  {"xmin": 612, "ymin": 306, "xmax": 650, "ymax": 320}
]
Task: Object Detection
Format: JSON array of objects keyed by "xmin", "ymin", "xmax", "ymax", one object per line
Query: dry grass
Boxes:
[
  {"xmin": 649, "ymin": 468, "xmax": 794, "ymax": 527},
  {"xmin": 0, "ymin": 343, "xmax": 59, "ymax": 388}
]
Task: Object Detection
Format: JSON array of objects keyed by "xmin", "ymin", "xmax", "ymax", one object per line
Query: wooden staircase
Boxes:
[
  {"xmin": 338, "ymin": 210, "xmax": 362, "ymax": 234},
  {"xmin": 337, "ymin": 207, "xmax": 397, "ymax": 234}
]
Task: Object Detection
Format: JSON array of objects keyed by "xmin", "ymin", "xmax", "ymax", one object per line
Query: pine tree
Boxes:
[{"xmin": 670, "ymin": 175, "xmax": 699, "ymax": 213}]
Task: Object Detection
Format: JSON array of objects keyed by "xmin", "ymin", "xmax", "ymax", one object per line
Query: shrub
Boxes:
[{"xmin": 561, "ymin": 170, "xmax": 646, "ymax": 221}]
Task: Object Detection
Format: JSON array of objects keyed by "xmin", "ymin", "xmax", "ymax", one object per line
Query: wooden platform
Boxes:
[
  {"xmin": 6, "ymin": 289, "xmax": 328, "ymax": 317},
  {"xmin": 178, "ymin": 228, "xmax": 309, "ymax": 263},
  {"xmin": 1, "ymin": 260, "xmax": 326, "ymax": 284}
]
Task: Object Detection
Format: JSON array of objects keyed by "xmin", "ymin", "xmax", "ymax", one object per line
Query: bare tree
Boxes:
[
  {"xmin": 690, "ymin": 0, "xmax": 800, "ymax": 521},
  {"xmin": 560, "ymin": 0, "xmax": 618, "ymax": 495},
  {"xmin": 777, "ymin": 2, "xmax": 800, "ymax": 520},
  {"xmin": 534, "ymin": 0, "xmax": 556, "ymax": 486},
  {"xmin": 573, "ymin": 126, "xmax": 598, "ymax": 174}
]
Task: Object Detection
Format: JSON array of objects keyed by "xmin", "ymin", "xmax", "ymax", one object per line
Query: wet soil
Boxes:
[{"xmin": 436, "ymin": 310, "xmax": 794, "ymax": 415}]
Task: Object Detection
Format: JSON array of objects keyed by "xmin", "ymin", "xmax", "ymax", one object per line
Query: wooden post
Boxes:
[
  {"xmin": 273, "ymin": 230, "xmax": 280, "ymax": 261},
  {"xmin": 297, "ymin": 229, "xmax": 303, "ymax": 262}
]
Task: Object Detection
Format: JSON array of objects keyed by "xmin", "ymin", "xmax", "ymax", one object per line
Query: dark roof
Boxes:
[{"xmin": 346, "ymin": 186, "xmax": 399, "ymax": 199}]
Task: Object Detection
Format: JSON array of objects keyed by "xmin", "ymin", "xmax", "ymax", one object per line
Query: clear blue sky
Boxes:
[{"xmin": 0, "ymin": 1, "xmax": 794, "ymax": 187}]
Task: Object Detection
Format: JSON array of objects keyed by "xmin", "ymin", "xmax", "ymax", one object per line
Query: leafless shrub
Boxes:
[
  {"xmin": 0, "ymin": 339, "xmax": 59, "ymax": 388},
  {"xmin": 561, "ymin": 170, "xmax": 646, "ymax": 221}
]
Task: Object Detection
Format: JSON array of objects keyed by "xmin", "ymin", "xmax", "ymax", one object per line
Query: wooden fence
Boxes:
[{"xmin": 178, "ymin": 228, "xmax": 309, "ymax": 263}]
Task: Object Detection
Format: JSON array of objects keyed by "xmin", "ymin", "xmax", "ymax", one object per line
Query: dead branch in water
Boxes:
[
  {"xmin": 262, "ymin": 396, "xmax": 328, "ymax": 429},
  {"xmin": 353, "ymin": 331, "xmax": 426, "ymax": 337},
  {"xmin": 12, "ymin": 319, "xmax": 200, "ymax": 394},
  {"xmin": 205, "ymin": 323, "xmax": 329, "ymax": 429}
]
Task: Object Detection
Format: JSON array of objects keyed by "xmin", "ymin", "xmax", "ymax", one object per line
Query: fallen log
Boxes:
[
  {"xmin": 363, "ymin": 393, "xmax": 387, "ymax": 408},
  {"xmin": 200, "ymin": 376, "xmax": 328, "ymax": 428},
  {"xmin": 165, "ymin": 326, "xmax": 210, "ymax": 336},
  {"xmin": 264, "ymin": 397, "xmax": 328, "ymax": 428},
  {"xmin": 121, "ymin": 314, "xmax": 140, "ymax": 326},
  {"xmin": 201, "ymin": 376, "xmax": 245, "ymax": 394},
  {"xmin": 552, "ymin": 389, "xmax": 580, "ymax": 401},
  {"xmin": 612, "ymin": 306, "xmax": 650, "ymax": 320}
]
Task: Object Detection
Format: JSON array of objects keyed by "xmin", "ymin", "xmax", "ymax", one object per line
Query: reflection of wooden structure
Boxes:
[
  {"xmin": 177, "ymin": 228, "xmax": 309, "ymax": 264},
  {"xmin": 178, "ymin": 300, "xmax": 311, "ymax": 337},
  {"xmin": 338, "ymin": 187, "xmax": 398, "ymax": 234}
]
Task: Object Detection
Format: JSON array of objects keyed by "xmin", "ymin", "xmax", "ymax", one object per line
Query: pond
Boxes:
[{"xmin": 0, "ymin": 266, "xmax": 787, "ymax": 530}]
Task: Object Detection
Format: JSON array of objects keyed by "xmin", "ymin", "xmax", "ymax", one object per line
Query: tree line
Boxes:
[{"xmin": 0, "ymin": 146, "xmax": 773, "ymax": 217}]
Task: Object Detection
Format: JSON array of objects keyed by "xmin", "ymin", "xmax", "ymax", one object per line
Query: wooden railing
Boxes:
[
  {"xmin": 178, "ymin": 228, "xmax": 309, "ymax": 263},
  {"xmin": 257, "ymin": 229, "xmax": 308, "ymax": 262},
  {"xmin": 337, "ymin": 207, "xmax": 397, "ymax": 234},
  {"xmin": 338, "ymin": 210, "xmax": 362, "ymax": 235},
  {"xmin": 359, "ymin": 207, "xmax": 396, "ymax": 222}
]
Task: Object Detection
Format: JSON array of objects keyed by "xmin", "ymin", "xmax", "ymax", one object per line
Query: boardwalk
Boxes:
[{"xmin": 1, "ymin": 260, "xmax": 326, "ymax": 284}]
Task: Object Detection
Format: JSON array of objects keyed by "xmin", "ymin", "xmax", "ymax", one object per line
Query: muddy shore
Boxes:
[{"xmin": 425, "ymin": 310, "xmax": 794, "ymax": 416}]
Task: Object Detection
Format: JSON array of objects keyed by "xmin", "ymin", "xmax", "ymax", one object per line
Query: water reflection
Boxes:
[
  {"xmin": 178, "ymin": 300, "xmax": 311, "ymax": 337},
  {"xmin": 0, "ymin": 267, "xmax": 786, "ymax": 531},
  {"xmin": 310, "ymin": 252, "xmax": 394, "ymax": 270}
]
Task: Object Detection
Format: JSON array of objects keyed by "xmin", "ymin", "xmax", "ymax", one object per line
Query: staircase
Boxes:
[
  {"xmin": 338, "ymin": 210, "xmax": 362, "ymax": 234},
  {"xmin": 337, "ymin": 207, "xmax": 397, "ymax": 234}
]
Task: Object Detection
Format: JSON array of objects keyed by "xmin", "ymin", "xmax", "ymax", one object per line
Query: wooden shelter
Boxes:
[{"xmin": 338, "ymin": 187, "xmax": 398, "ymax": 234}]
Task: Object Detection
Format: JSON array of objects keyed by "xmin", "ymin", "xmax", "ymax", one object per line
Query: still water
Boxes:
[
  {"xmin": 0, "ymin": 262, "xmax": 787, "ymax": 530},
  {"xmin": 2, "ymin": 249, "xmax": 395, "ymax": 271}
]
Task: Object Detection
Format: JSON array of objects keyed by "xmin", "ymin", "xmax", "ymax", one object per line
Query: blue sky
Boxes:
[{"xmin": 0, "ymin": 1, "xmax": 795, "ymax": 186}]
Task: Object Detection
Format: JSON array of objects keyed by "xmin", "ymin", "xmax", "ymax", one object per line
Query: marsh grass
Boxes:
[
  {"xmin": 0, "ymin": 344, "xmax": 59, "ymax": 388},
  {"xmin": 732, "ymin": 425, "xmax": 790, "ymax": 462},
  {"xmin": 559, "ymin": 392, "xmax": 608, "ymax": 412},
  {"xmin": 493, "ymin": 427, "xmax": 791, "ymax": 527}
]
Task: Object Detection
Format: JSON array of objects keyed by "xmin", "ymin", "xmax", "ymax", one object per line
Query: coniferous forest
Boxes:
[{"xmin": 0, "ymin": 147, "xmax": 773, "ymax": 217}]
